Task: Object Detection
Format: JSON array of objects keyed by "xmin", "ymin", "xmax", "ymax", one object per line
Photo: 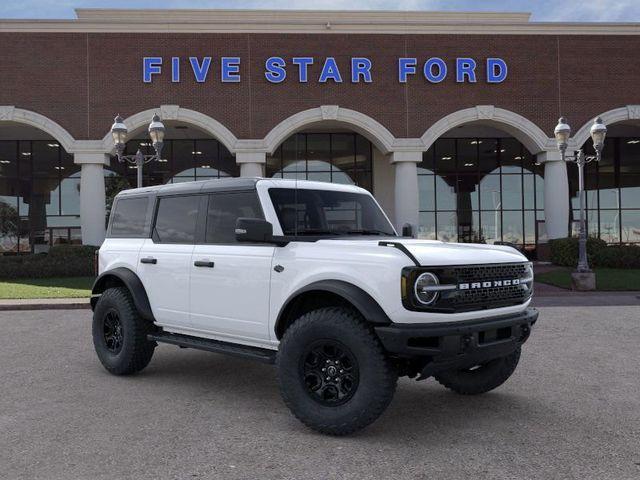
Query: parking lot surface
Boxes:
[{"xmin": 1, "ymin": 307, "xmax": 639, "ymax": 480}]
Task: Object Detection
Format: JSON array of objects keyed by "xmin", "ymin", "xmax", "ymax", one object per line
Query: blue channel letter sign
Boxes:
[{"xmin": 142, "ymin": 56, "xmax": 508, "ymax": 84}]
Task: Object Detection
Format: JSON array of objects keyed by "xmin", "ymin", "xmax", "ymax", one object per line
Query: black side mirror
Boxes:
[
  {"xmin": 401, "ymin": 223, "xmax": 414, "ymax": 238},
  {"xmin": 235, "ymin": 217, "xmax": 274, "ymax": 243}
]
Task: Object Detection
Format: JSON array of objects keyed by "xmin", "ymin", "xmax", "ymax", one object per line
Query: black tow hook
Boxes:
[{"xmin": 462, "ymin": 334, "xmax": 473, "ymax": 352}]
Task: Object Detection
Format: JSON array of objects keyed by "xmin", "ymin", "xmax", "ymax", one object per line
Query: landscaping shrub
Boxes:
[
  {"xmin": 550, "ymin": 237, "xmax": 640, "ymax": 268},
  {"xmin": 549, "ymin": 237, "xmax": 607, "ymax": 267},
  {"xmin": 592, "ymin": 244, "xmax": 640, "ymax": 269},
  {"xmin": 0, "ymin": 245, "xmax": 96, "ymax": 279}
]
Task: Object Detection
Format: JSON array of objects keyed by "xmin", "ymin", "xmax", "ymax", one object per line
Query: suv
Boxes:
[{"xmin": 91, "ymin": 178, "xmax": 537, "ymax": 435}]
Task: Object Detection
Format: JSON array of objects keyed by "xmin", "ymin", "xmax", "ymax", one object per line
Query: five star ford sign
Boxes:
[{"xmin": 142, "ymin": 56, "xmax": 508, "ymax": 84}]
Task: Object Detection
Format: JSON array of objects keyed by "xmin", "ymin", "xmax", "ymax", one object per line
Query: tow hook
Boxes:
[
  {"xmin": 462, "ymin": 334, "xmax": 472, "ymax": 352},
  {"xmin": 520, "ymin": 325, "xmax": 531, "ymax": 341}
]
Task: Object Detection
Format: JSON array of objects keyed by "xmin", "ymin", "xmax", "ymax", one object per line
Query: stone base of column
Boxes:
[{"xmin": 571, "ymin": 271, "xmax": 596, "ymax": 291}]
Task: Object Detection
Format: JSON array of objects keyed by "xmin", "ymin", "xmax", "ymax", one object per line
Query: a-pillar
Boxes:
[
  {"xmin": 391, "ymin": 151, "xmax": 421, "ymax": 236},
  {"xmin": 538, "ymin": 151, "xmax": 569, "ymax": 239},
  {"xmin": 237, "ymin": 151, "xmax": 266, "ymax": 177},
  {"xmin": 75, "ymin": 152, "xmax": 109, "ymax": 246}
]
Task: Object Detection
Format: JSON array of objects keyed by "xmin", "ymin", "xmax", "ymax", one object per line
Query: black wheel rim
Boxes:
[
  {"xmin": 300, "ymin": 340, "xmax": 359, "ymax": 406},
  {"xmin": 103, "ymin": 309, "xmax": 123, "ymax": 354}
]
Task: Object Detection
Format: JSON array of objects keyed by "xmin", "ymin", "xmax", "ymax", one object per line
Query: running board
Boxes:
[{"xmin": 147, "ymin": 332, "xmax": 277, "ymax": 364}]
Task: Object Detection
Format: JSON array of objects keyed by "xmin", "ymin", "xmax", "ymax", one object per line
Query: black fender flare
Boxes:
[
  {"xmin": 91, "ymin": 267, "xmax": 154, "ymax": 321},
  {"xmin": 275, "ymin": 280, "xmax": 391, "ymax": 338}
]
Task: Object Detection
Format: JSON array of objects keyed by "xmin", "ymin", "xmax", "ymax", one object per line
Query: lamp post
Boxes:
[
  {"xmin": 110, "ymin": 114, "xmax": 166, "ymax": 188},
  {"xmin": 553, "ymin": 116, "xmax": 607, "ymax": 275}
]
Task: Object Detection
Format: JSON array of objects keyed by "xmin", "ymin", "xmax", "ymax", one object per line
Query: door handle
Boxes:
[
  {"xmin": 140, "ymin": 257, "xmax": 157, "ymax": 264},
  {"xmin": 194, "ymin": 260, "xmax": 215, "ymax": 268}
]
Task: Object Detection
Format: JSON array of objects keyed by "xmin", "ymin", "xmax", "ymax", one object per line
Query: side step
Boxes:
[{"xmin": 148, "ymin": 332, "xmax": 277, "ymax": 364}]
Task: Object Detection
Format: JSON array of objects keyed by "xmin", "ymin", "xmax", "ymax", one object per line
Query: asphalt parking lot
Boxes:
[{"xmin": 1, "ymin": 307, "xmax": 639, "ymax": 480}]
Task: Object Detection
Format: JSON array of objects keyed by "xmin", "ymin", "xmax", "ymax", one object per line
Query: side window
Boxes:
[
  {"xmin": 153, "ymin": 195, "xmax": 200, "ymax": 244},
  {"xmin": 205, "ymin": 192, "xmax": 263, "ymax": 244},
  {"xmin": 109, "ymin": 197, "xmax": 150, "ymax": 237}
]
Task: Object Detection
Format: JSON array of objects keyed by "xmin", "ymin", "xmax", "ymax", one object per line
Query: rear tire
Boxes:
[
  {"xmin": 92, "ymin": 287, "xmax": 155, "ymax": 375},
  {"xmin": 434, "ymin": 347, "xmax": 521, "ymax": 395},
  {"xmin": 277, "ymin": 307, "xmax": 397, "ymax": 436}
]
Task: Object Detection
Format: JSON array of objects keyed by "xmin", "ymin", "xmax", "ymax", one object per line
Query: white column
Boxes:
[
  {"xmin": 538, "ymin": 151, "xmax": 569, "ymax": 239},
  {"xmin": 236, "ymin": 151, "xmax": 266, "ymax": 177},
  {"xmin": 75, "ymin": 153, "xmax": 109, "ymax": 246},
  {"xmin": 391, "ymin": 151, "xmax": 421, "ymax": 236}
]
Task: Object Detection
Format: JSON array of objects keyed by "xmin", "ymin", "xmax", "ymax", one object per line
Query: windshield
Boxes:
[{"xmin": 268, "ymin": 188, "xmax": 396, "ymax": 237}]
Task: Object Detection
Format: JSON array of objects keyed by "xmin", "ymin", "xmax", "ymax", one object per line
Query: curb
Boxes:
[{"xmin": 0, "ymin": 300, "xmax": 90, "ymax": 312}]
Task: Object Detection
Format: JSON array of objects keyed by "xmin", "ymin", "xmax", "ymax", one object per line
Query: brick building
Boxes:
[{"xmin": 0, "ymin": 9, "xmax": 639, "ymax": 253}]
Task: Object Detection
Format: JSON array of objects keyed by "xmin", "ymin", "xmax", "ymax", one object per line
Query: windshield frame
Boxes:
[{"xmin": 266, "ymin": 186, "xmax": 397, "ymax": 240}]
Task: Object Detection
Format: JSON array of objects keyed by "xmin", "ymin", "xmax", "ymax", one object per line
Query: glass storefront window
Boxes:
[
  {"xmin": 266, "ymin": 132, "xmax": 373, "ymax": 191},
  {"xmin": 568, "ymin": 136, "xmax": 640, "ymax": 244},
  {"xmin": 419, "ymin": 136, "xmax": 544, "ymax": 251}
]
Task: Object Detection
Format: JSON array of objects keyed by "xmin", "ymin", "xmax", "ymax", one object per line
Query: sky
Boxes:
[{"xmin": 1, "ymin": 0, "xmax": 640, "ymax": 22}]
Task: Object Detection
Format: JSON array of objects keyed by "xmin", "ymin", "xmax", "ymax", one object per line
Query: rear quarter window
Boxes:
[{"xmin": 109, "ymin": 197, "xmax": 150, "ymax": 238}]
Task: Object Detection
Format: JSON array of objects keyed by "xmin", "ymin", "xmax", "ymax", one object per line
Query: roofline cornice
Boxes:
[{"xmin": 0, "ymin": 9, "xmax": 639, "ymax": 35}]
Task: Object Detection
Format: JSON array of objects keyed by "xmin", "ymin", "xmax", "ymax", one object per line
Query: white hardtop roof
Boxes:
[{"xmin": 116, "ymin": 177, "xmax": 369, "ymax": 198}]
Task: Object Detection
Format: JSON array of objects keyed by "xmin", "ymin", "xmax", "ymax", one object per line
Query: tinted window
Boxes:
[
  {"xmin": 268, "ymin": 188, "xmax": 395, "ymax": 236},
  {"xmin": 110, "ymin": 197, "xmax": 149, "ymax": 237},
  {"xmin": 205, "ymin": 192, "xmax": 263, "ymax": 244},
  {"xmin": 154, "ymin": 195, "xmax": 200, "ymax": 244}
]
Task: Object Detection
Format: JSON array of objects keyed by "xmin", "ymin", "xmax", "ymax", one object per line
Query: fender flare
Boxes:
[
  {"xmin": 91, "ymin": 267, "xmax": 154, "ymax": 321},
  {"xmin": 275, "ymin": 280, "xmax": 391, "ymax": 338}
]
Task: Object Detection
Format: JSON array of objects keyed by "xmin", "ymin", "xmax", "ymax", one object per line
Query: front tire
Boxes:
[
  {"xmin": 277, "ymin": 307, "xmax": 397, "ymax": 436},
  {"xmin": 434, "ymin": 347, "xmax": 521, "ymax": 395},
  {"xmin": 92, "ymin": 287, "xmax": 156, "ymax": 375}
]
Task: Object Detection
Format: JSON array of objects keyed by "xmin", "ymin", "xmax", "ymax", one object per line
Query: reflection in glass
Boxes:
[
  {"xmin": 419, "ymin": 136, "xmax": 544, "ymax": 250},
  {"xmin": 621, "ymin": 210, "xmax": 640, "ymax": 243},
  {"xmin": 266, "ymin": 132, "xmax": 373, "ymax": 191}
]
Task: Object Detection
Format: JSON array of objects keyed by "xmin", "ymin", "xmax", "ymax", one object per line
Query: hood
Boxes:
[{"xmin": 317, "ymin": 237, "xmax": 528, "ymax": 266}]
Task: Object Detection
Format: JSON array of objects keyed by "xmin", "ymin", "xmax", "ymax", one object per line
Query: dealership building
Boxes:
[{"xmin": 1, "ymin": 9, "xmax": 639, "ymax": 255}]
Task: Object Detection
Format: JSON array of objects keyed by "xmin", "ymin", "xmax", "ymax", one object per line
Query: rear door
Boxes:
[
  {"xmin": 137, "ymin": 194, "xmax": 202, "ymax": 329},
  {"xmin": 190, "ymin": 191, "xmax": 274, "ymax": 343}
]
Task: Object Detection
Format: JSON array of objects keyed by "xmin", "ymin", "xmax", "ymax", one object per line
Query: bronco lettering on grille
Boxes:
[{"xmin": 458, "ymin": 279, "xmax": 521, "ymax": 290}]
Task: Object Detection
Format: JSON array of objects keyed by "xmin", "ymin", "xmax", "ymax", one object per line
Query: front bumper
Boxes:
[{"xmin": 374, "ymin": 308, "xmax": 538, "ymax": 379}]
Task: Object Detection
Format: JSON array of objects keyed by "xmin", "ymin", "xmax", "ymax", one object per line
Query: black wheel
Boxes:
[
  {"xmin": 434, "ymin": 347, "xmax": 521, "ymax": 395},
  {"xmin": 277, "ymin": 307, "xmax": 397, "ymax": 436},
  {"xmin": 92, "ymin": 287, "xmax": 156, "ymax": 375}
]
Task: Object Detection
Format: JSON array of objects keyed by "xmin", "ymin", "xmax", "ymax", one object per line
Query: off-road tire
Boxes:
[
  {"xmin": 92, "ymin": 287, "xmax": 156, "ymax": 375},
  {"xmin": 277, "ymin": 307, "xmax": 397, "ymax": 436},
  {"xmin": 434, "ymin": 347, "xmax": 521, "ymax": 395}
]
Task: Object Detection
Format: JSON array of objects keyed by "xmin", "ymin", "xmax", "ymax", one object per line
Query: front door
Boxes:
[
  {"xmin": 189, "ymin": 191, "xmax": 274, "ymax": 343},
  {"xmin": 137, "ymin": 194, "xmax": 201, "ymax": 329}
]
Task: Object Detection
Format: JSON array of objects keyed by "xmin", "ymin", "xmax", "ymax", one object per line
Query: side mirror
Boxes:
[
  {"xmin": 401, "ymin": 223, "xmax": 414, "ymax": 238},
  {"xmin": 235, "ymin": 217, "xmax": 274, "ymax": 243}
]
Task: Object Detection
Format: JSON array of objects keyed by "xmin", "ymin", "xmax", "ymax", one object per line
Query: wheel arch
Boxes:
[
  {"xmin": 274, "ymin": 280, "xmax": 391, "ymax": 339},
  {"xmin": 91, "ymin": 267, "xmax": 154, "ymax": 322}
]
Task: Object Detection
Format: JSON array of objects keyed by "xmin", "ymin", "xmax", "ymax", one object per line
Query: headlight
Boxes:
[
  {"xmin": 414, "ymin": 272, "xmax": 440, "ymax": 305},
  {"xmin": 523, "ymin": 262, "xmax": 534, "ymax": 294}
]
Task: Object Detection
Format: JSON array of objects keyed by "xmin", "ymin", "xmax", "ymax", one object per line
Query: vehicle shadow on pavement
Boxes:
[{"xmin": 103, "ymin": 345, "xmax": 558, "ymax": 442}]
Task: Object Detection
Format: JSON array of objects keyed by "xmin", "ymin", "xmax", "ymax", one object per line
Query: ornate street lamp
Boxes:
[
  {"xmin": 554, "ymin": 116, "xmax": 607, "ymax": 275},
  {"xmin": 110, "ymin": 113, "xmax": 166, "ymax": 188}
]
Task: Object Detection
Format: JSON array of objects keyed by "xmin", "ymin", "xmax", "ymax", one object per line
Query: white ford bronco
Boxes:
[{"xmin": 91, "ymin": 178, "xmax": 537, "ymax": 435}]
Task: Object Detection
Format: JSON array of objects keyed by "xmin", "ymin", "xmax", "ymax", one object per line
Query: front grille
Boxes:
[
  {"xmin": 453, "ymin": 264, "xmax": 528, "ymax": 283},
  {"xmin": 404, "ymin": 262, "xmax": 532, "ymax": 313}
]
